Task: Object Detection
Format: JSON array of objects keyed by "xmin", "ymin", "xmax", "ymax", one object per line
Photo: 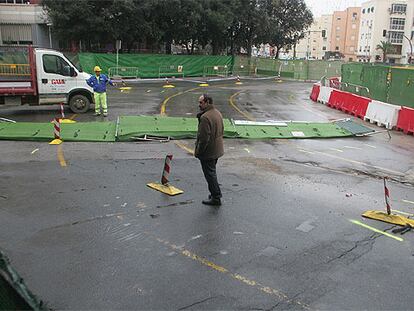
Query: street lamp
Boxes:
[
  {"xmin": 403, "ymin": 34, "xmax": 413, "ymax": 64},
  {"xmin": 46, "ymin": 22, "xmax": 52, "ymax": 48}
]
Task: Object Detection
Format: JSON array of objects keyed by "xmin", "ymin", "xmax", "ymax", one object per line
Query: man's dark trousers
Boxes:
[{"xmin": 200, "ymin": 159, "xmax": 222, "ymax": 199}]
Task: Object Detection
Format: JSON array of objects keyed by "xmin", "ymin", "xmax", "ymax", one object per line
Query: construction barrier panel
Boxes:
[
  {"xmin": 317, "ymin": 86, "xmax": 333, "ymax": 104},
  {"xmin": 79, "ymin": 53, "xmax": 234, "ymax": 78},
  {"xmin": 310, "ymin": 83, "xmax": 320, "ymax": 101},
  {"xmin": 364, "ymin": 100, "xmax": 401, "ymax": 129},
  {"xmin": 328, "ymin": 90, "xmax": 371, "ymax": 119},
  {"xmin": 388, "ymin": 67, "xmax": 414, "ymax": 109},
  {"xmin": 396, "ymin": 106, "xmax": 414, "ymax": 135}
]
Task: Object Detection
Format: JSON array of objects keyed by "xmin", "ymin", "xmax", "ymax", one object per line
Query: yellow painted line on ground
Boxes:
[
  {"xmin": 393, "ymin": 210, "xmax": 414, "ymax": 217},
  {"xmin": 151, "ymin": 235, "xmax": 310, "ymax": 310},
  {"xmin": 299, "ymin": 148, "xmax": 404, "ymax": 176},
  {"xmin": 31, "ymin": 148, "xmax": 39, "ymax": 154},
  {"xmin": 329, "ymin": 148, "xmax": 343, "ymax": 153},
  {"xmin": 349, "ymin": 219, "xmax": 404, "ymax": 242},
  {"xmin": 229, "ymin": 91, "xmax": 255, "ymax": 121},
  {"xmin": 174, "ymin": 141, "xmax": 194, "ymax": 155},
  {"xmin": 402, "ymin": 199, "xmax": 414, "ymax": 205},
  {"xmin": 160, "ymin": 87, "xmax": 200, "ymax": 116},
  {"xmin": 69, "ymin": 114, "xmax": 78, "ymax": 120},
  {"xmin": 57, "ymin": 145, "xmax": 67, "ymax": 167}
]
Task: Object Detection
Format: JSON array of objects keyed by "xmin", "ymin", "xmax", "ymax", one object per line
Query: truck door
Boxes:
[{"xmin": 37, "ymin": 52, "xmax": 78, "ymax": 104}]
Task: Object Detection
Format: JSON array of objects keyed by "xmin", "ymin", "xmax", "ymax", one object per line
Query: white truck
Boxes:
[{"xmin": 0, "ymin": 46, "xmax": 93, "ymax": 113}]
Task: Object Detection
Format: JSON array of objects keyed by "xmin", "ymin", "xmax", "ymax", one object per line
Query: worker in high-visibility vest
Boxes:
[{"xmin": 86, "ymin": 66, "xmax": 116, "ymax": 117}]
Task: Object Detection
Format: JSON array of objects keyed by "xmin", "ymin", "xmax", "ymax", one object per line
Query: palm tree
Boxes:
[{"xmin": 376, "ymin": 41, "xmax": 394, "ymax": 63}]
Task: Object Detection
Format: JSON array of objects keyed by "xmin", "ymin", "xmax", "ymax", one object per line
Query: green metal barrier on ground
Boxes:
[{"xmin": 0, "ymin": 117, "xmax": 373, "ymax": 142}]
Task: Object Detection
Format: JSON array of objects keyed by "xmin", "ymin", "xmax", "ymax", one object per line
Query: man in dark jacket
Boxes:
[{"xmin": 195, "ymin": 94, "xmax": 224, "ymax": 206}]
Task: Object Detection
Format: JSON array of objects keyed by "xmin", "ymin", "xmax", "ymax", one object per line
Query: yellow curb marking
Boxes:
[
  {"xmin": 349, "ymin": 219, "xmax": 403, "ymax": 242},
  {"xmin": 57, "ymin": 145, "xmax": 67, "ymax": 167},
  {"xmin": 174, "ymin": 141, "xmax": 194, "ymax": 155}
]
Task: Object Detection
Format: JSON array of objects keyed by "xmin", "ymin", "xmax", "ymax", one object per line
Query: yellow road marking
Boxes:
[
  {"xmin": 402, "ymin": 199, "xmax": 414, "ymax": 205},
  {"xmin": 57, "ymin": 145, "xmax": 67, "ymax": 167},
  {"xmin": 229, "ymin": 91, "xmax": 255, "ymax": 121},
  {"xmin": 69, "ymin": 114, "xmax": 77, "ymax": 120},
  {"xmin": 393, "ymin": 210, "xmax": 414, "ymax": 217},
  {"xmin": 152, "ymin": 235, "xmax": 310, "ymax": 309},
  {"xmin": 31, "ymin": 148, "xmax": 39, "ymax": 154},
  {"xmin": 298, "ymin": 148, "xmax": 404, "ymax": 176},
  {"xmin": 329, "ymin": 148, "xmax": 343, "ymax": 153},
  {"xmin": 349, "ymin": 219, "xmax": 404, "ymax": 242},
  {"xmin": 174, "ymin": 141, "xmax": 194, "ymax": 155},
  {"xmin": 160, "ymin": 87, "xmax": 200, "ymax": 116}
]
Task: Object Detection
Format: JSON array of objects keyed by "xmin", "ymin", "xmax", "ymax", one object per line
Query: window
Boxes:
[
  {"xmin": 335, "ymin": 46, "xmax": 339, "ymax": 51},
  {"xmin": 367, "ymin": 8, "xmax": 371, "ymax": 13},
  {"xmin": 336, "ymin": 26, "xmax": 340, "ymax": 31},
  {"xmin": 362, "ymin": 8, "xmax": 365, "ymax": 14},
  {"xmin": 352, "ymin": 12, "xmax": 358, "ymax": 21},
  {"xmin": 388, "ymin": 31, "xmax": 404, "ymax": 44},
  {"xmin": 43, "ymin": 55, "xmax": 72, "ymax": 76},
  {"xmin": 371, "ymin": 7, "xmax": 374, "ymax": 13},
  {"xmin": 391, "ymin": 4, "xmax": 407, "ymax": 14},
  {"xmin": 390, "ymin": 17, "xmax": 405, "ymax": 30},
  {"xmin": 411, "ymin": 30, "xmax": 414, "ymax": 40},
  {"xmin": 337, "ymin": 17, "xmax": 341, "ymax": 21},
  {"xmin": 0, "ymin": 0, "xmax": 29, "ymax": 3},
  {"xmin": 0, "ymin": 24, "xmax": 32, "ymax": 45},
  {"xmin": 322, "ymin": 46, "xmax": 327, "ymax": 51}
]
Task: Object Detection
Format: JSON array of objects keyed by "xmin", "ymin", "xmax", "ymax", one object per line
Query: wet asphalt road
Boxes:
[{"xmin": 1, "ymin": 79, "xmax": 414, "ymax": 310}]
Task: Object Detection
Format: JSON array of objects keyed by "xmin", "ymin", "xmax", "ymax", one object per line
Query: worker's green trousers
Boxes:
[{"xmin": 94, "ymin": 92, "xmax": 108, "ymax": 115}]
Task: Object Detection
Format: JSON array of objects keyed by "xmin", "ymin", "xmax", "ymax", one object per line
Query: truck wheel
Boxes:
[{"xmin": 69, "ymin": 94, "xmax": 90, "ymax": 113}]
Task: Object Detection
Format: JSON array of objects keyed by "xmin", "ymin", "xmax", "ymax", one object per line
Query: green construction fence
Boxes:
[{"xmin": 341, "ymin": 63, "xmax": 414, "ymax": 108}]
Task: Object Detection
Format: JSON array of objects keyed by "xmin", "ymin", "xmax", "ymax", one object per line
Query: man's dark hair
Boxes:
[{"xmin": 202, "ymin": 94, "xmax": 213, "ymax": 105}]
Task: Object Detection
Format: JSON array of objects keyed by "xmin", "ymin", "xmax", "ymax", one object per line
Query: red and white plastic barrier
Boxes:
[
  {"xmin": 53, "ymin": 118, "xmax": 61, "ymax": 139},
  {"xmin": 364, "ymin": 100, "xmax": 401, "ymax": 129},
  {"xmin": 161, "ymin": 154, "xmax": 173, "ymax": 185},
  {"xmin": 317, "ymin": 86, "xmax": 333, "ymax": 104},
  {"xmin": 60, "ymin": 103, "xmax": 65, "ymax": 119},
  {"xmin": 310, "ymin": 83, "xmax": 320, "ymax": 101},
  {"xmin": 396, "ymin": 106, "xmax": 414, "ymax": 135},
  {"xmin": 328, "ymin": 90, "xmax": 371, "ymax": 119}
]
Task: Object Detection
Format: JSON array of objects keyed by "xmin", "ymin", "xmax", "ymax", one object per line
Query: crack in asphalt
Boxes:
[
  {"xmin": 177, "ymin": 295, "xmax": 221, "ymax": 310},
  {"xmin": 324, "ymin": 233, "xmax": 379, "ymax": 265}
]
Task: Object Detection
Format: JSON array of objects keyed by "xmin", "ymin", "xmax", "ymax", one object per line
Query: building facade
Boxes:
[
  {"xmin": 357, "ymin": 0, "xmax": 414, "ymax": 64},
  {"xmin": 0, "ymin": 0, "xmax": 56, "ymax": 48},
  {"xmin": 330, "ymin": 7, "xmax": 361, "ymax": 62},
  {"xmin": 292, "ymin": 14, "xmax": 333, "ymax": 60}
]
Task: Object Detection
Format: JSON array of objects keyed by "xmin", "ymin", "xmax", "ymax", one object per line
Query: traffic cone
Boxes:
[
  {"xmin": 235, "ymin": 75, "xmax": 243, "ymax": 85},
  {"xmin": 163, "ymin": 78, "xmax": 175, "ymax": 88},
  {"xmin": 147, "ymin": 154, "xmax": 183, "ymax": 196}
]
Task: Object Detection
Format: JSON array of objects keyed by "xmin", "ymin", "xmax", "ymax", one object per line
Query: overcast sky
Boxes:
[{"xmin": 305, "ymin": 0, "xmax": 365, "ymax": 17}]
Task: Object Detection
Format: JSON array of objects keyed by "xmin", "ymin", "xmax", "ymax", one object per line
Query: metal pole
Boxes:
[{"xmin": 403, "ymin": 35, "xmax": 413, "ymax": 64}]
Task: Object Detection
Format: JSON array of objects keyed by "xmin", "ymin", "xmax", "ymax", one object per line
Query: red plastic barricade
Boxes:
[
  {"xmin": 310, "ymin": 84, "xmax": 320, "ymax": 101},
  {"xmin": 327, "ymin": 90, "xmax": 371, "ymax": 119},
  {"xmin": 396, "ymin": 106, "xmax": 414, "ymax": 135}
]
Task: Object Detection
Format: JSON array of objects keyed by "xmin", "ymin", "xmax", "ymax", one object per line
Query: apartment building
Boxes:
[
  {"xmin": 292, "ymin": 14, "xmax": 333, "ymax": 59},
  {"xmin": 0, "ymin": 0, "xmax": 55, "ymax": 47},
  {"xmin": 357, "ymin": 0, "xmax": 414, "ymax": 64},
  {"xmin": 330, "ymin": 7, "xmax": 361, "ymax": 61}
]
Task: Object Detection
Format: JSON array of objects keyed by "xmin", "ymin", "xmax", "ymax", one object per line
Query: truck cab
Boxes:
[{"xmin": 0, "ymin": 46, "xmax": 93, "ymax": 113}]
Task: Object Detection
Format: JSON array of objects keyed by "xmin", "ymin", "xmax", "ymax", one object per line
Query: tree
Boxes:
[
  {"xmin": 376, "ymin": 41, "xmax": 394, "ymax": 63},
  {"xmin": 265, "ymin": 0, "xmax": 313, "ymax": 58}
]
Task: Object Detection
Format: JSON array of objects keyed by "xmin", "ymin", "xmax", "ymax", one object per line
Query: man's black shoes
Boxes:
[{"xmin": 202, "ymin": 198, "xmax": 222, "ymax": 206}]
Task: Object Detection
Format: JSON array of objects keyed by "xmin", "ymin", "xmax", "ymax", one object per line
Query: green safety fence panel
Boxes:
[
  {"xmin": 234, "ymin": 122, "xmax": 354, "ymax": 139},
  {"xmin": 79, "ymin": 53, "xmax": 234, "ymax": 78},
  {"xmin": 360, "ymin": 65, "xmax": 389, "ymax": 101},
  {"xmin": 0, "ymin": 122, "xmax": 116, "ymax": 142},
  {"xmin": 116, "ymin": 116, "xmax": 238, "ymax": 141},
  {"xmin": 0, "ymin": 251, "xmax": 46, "ymax": 311},
  {"xmin": 388, "ymin": 67, "xmax": 414, "ymax": 108}
]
